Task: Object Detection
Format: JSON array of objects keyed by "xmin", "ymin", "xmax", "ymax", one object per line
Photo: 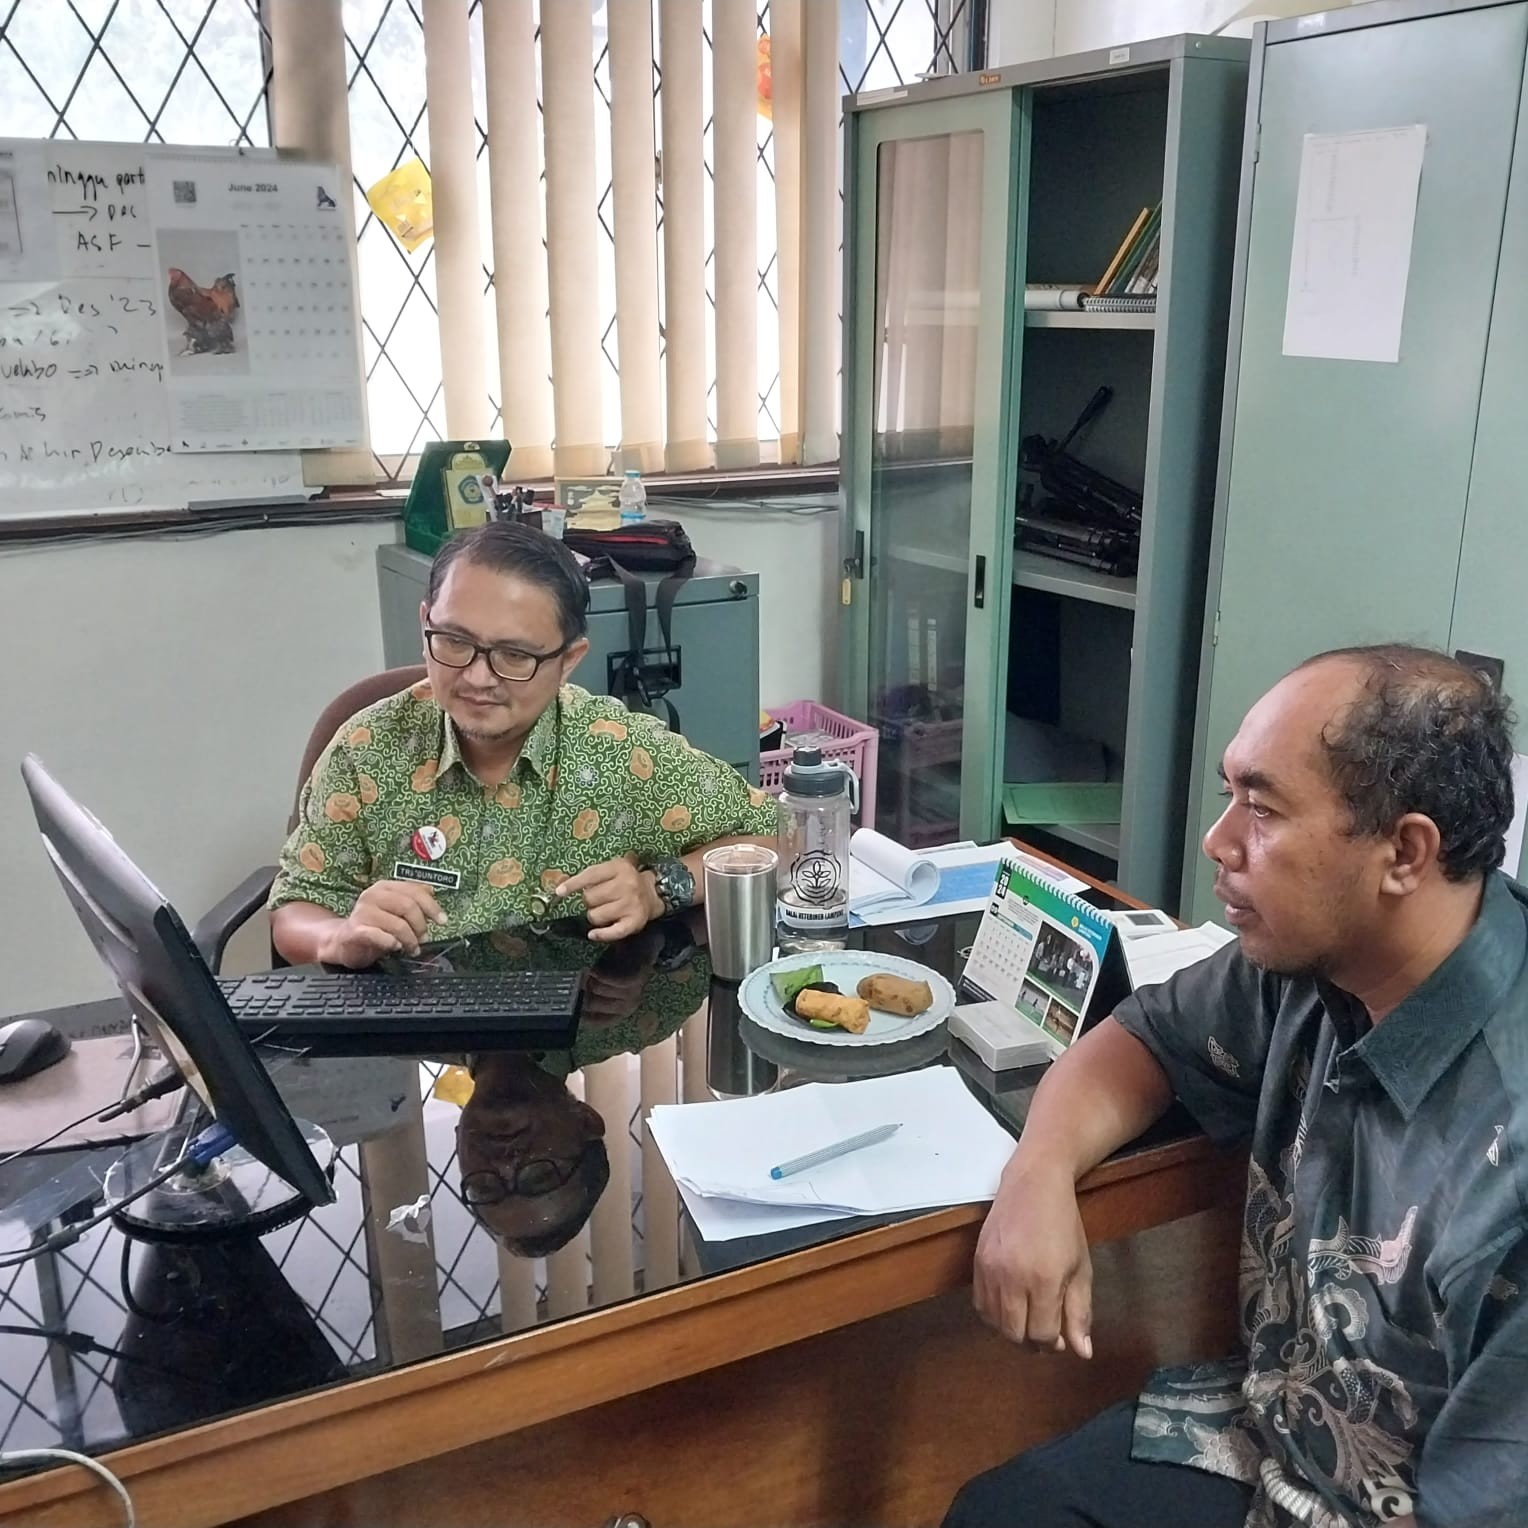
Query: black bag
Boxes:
[{"xmin": 563, "ymin": 520, "xmax": 696, "ymax": 730}]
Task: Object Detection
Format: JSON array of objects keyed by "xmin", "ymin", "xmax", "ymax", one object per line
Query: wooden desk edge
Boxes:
[{"xmin": 0, "ymin": 1137, "xmax": 1244, "ymax": 1528}]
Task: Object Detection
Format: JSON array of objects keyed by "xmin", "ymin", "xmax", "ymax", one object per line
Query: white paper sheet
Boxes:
[
  {"xmin": 847, "ymin": 836, "xmax": 1058, "ymax": 926},
  {"xmin": 646, "ymin": 1069, "xmax": 1015, "ymax": 1240},
  {"xmin": 1504, "ymin": 753, "xmax": 1528, "ymax": 878},
  {"xmin": 1121, "ymin": 922, "xmax": 1237, "ymax": 993},
  {"xmin": 1282, "ymin": 124, "xmax": 1426, "ymax": 364}
]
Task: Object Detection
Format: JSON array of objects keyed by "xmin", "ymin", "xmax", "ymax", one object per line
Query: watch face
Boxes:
[{"xmin": 654, "ymin": 858, "xmax": 694, "ymax": 912}]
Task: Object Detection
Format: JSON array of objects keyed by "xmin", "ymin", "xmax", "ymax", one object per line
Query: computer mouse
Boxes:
[{"xmin": 0, "ymin": 1017, "xmax": 72, "ymax": 1083}]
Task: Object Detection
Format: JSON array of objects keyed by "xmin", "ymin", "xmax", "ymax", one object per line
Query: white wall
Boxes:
[
  {"xmin": 990, "ymin": 0, "xmax": 1357, "ymax": 63},
  {"xmin": 2, "ymin": 519, "xmax": 392, "ymax": 1015},
  {"xmin": 2, "ymin": 507, "xmax": 840, "ymax": 1015}
]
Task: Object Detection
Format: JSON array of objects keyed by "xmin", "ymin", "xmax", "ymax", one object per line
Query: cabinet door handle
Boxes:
[
  {"xmin": 973, "ymin": 555, "xmax": 987, "ymax": 610},
  {"xmin": 603, "ymin": 1515, "xmax": 651, "ymax": 1528}
]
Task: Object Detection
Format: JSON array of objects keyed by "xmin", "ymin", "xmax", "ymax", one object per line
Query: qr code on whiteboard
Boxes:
[{"xmin": 173, "ymin": 179, "xmax": 197, "ymax": 205}]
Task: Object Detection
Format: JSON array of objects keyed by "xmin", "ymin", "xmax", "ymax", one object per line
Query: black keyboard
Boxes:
[{"xmin": 219, "ymin": 969, "xmax": 583, "ymax": 1057}]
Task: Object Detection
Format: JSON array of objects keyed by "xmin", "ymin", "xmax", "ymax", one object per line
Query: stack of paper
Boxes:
[
  {"xmin": 1121, "ymin": 922, "xmax": 1237, "ymax": 991},
  {"xmin": 848, "ymin": 833, "xmax": 1058, "ymax": 927},
  {"xmin": 646, "ymin": 1068, "xmax": 1016, "ymax": 1242}
]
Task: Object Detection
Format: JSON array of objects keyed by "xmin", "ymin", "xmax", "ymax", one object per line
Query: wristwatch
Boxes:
[{"xmin": 645, "ymin": 857, "xmax": 695, "ymax": 918}]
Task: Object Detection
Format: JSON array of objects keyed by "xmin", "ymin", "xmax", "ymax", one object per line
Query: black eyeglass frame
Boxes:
[{"xmin": 424, "ymin": 626, "xmax": 570, "ymax": 683}]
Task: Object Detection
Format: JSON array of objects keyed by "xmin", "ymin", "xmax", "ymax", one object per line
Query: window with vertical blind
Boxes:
[{"xmin": 0, "ymin": 0, "xmax": 978, "ymax": 483}]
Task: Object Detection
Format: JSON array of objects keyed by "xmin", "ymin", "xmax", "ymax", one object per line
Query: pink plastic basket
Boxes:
[{"xmin": 759, "ymin": 701, "xmax": 879, "ymax": 831}]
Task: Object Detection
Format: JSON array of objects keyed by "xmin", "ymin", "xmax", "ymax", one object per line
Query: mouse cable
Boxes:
[
  {"xmin": 0, "ymin": 1447, "xmax": 134, "ymax": 1527},
  {"xmin": 0, "ymin": 1070, "xmax": 183, "ymax": 1172}
]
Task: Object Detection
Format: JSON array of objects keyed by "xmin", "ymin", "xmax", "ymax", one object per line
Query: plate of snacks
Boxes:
[{"xmin": 739, "ymin": 950, "xmax": 956, "ymax": 1047}]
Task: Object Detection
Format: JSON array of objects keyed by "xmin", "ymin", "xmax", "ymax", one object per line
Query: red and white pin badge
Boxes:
[{"xmin": 411, "ymin": 824, "xmax": 448, "ymax": 862}]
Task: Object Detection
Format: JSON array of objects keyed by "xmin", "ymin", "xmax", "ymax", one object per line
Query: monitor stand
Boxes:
[{"xmin": 103, "ymin": 1119, "xmax": 336, "ymax": 1244}]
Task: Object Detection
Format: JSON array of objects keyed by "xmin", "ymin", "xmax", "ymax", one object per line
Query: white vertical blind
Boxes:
[
  {"xmin": 285, "ymin": 1, "xmax": 856, "ymax": 477},
  {"xmin": 771, "ymin": 0, "xmax": 804, "ymax": 465},
  {"xmin": 268, "ymin": 0, "xmax": 375, "ymax": 485},
  {"xmin": 541, "ymin": 0, "xmax": 608, "ymax": 477},
  {"xmin": 422, "ymin": 0, "xmax": 494, "ymax": 437},
  {"xmin": 800, "ymin": 0, "xmax": 841, "ymax": 465},
  {"xmin": 607, "ymin": 0, "xmax": 665, "ymax": 474},
  {"xmin": 710, "ymin": 0, "xmax": 761, "ymax": 470},
  {"xmin": 483, "ymin": 0, "xmax": 555, "ymax": 481},
  {"xmin": 658, "ymin": 0, "xmax": 712, "ymax": 473}
]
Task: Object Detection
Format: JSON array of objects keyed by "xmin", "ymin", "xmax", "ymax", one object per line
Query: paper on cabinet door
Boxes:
[{"xmin": 1282, "ymin": 125, "xmax": 1426, "ymax": 365}]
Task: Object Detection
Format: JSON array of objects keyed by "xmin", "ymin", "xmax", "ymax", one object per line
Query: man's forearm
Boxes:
[
  {"xmin": 1005, "ymin": 1016, "xmax": 1175, "ymax": 1187},
  {"xmin": 270, "ymin": 901, "xmax": 344, "ymax": 965}
]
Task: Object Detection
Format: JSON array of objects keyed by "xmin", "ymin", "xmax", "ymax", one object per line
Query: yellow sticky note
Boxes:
[
  {"xmin": 366, "ymin": 158, "xmax": 434, "ymax": 252},
  {"xmin": 433, "ymin": 1064, "xmax": 475, "ymax": 1107}
]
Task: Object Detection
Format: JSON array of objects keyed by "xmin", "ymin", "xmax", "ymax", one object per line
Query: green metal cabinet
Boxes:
[
  {"xmin": 842, "ymin": 37, "xmax": 1248, "ymax": 911},
  {"xmin": 1185, "ymin": 0, "xmax": 1528, "ymax": 925}
]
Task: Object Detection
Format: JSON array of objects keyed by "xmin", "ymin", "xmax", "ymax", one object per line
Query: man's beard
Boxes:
[{"xmin": 457, "ymin": 719, "xmax": 518, "ymax": 744}]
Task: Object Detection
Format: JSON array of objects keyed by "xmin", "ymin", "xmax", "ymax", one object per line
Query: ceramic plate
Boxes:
[{"xmin": 738, "ymin": 950, "xmax": 956, "ymax": 1048}]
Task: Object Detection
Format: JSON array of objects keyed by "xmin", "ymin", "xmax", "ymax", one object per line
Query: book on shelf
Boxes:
[
  {"xmin": 1094, "ymin": 203, "xmax": 1163, "ymax": 297},
  {"xmin": 1093, "ymin": 207, "xmax": 1151, "ymax": 295}
]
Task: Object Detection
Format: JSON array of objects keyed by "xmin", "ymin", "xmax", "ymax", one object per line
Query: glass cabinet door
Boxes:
[{"xmin": 845, "ymin": 93, "xmax": 1022, "ymax": 847}]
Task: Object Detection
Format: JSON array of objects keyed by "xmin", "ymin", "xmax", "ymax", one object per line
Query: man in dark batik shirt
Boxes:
[{"xmin": 946, "ymin": 646, "xmax": 1528, "ymax": 1528}]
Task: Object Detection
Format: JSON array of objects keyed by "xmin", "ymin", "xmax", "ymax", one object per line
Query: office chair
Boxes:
[{"xmin": 190, "ymin": 664, "xmax": 427, "ymax": 974}]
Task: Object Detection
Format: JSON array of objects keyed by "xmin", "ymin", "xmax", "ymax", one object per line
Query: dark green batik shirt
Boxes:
[
  {"xmin": 1114, "ymin": 873, "xmax": 1528, "ymax": 1528},
  {"xmin": 270, "ymin": 679, "xmax": 778, "ymax": 934}
]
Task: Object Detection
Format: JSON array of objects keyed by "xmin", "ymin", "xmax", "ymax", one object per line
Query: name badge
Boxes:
[{"xmin": 394, "ymin": 861, "xmax": 463, "ymax": 890}]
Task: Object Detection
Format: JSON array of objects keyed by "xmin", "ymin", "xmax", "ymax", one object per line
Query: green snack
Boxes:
[
  {"xmin": 807, "ymin": 1019, "xmax": 837, "ymax": 1030},
  {"xmin": 771, "ymin": 963, "xmax": 823, "ymax": 1006}
]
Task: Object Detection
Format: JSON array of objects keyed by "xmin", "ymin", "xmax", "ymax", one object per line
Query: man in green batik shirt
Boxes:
[{"xmin": 270, "ymin": 521, "xmax": 778, "ymax": 968}]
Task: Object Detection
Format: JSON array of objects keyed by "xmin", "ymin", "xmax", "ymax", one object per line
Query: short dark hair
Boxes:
[
  {"xmin": 1302, "ymin": 644, "xmax": 1516, "ymax": 882},
  {"xmin": 490, "ymin": 1140, "xmax": 610, "ymax": 1260},
  {"xmin": 427, "ymin": 521, "xmax": 590, "ymax": 644}
]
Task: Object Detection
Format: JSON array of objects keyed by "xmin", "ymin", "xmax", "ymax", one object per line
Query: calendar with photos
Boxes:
[
  {"xmin": 961, "ymin": 857, "xmax": 1120, "ymax": 1052},
  {"xmin": 148, "ymin": 154, "xmax": 365, "ymax": 453}
]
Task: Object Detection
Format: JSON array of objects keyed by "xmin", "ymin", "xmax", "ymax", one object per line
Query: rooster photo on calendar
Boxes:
[{"xmin": 156, "ymin": 228, "xmax": 248, "ymax": 377}]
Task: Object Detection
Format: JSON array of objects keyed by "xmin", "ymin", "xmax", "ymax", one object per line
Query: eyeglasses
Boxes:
[
  {"xmin": 425, "ymin": 627, "xmax": 567, "ymax": 683},
  {"xmin": 459, "ymin": 1155, "xmax": 581, "ymax": 1205}
]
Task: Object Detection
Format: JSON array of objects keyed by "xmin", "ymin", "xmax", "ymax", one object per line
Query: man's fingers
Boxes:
[
  {"xmin": 359, "ymin": 908, "xmax": 423, "ymax": 955},
  {"xmin": 367, "ymin": 888, "xmax": 432, "ymax": 939},
  {"xmin": 1022, "ymin": 1282, "xmax": 1065, "ymax": 1349},
  {"xmin": 1062, "ymin": 1268, "xmax": 1094, "ymax": 1360},
  {"xmin": 332, "ymin": 924, "xmax": 400, "ymax": 967},
  {"xmin": 588, "ymin": 910, "xmax": 644, "ymax": 944},
  {"xmin": 557, "ymin": 860, "xmax": 626, "ymax": 898},
  {"xmin": 394, "ymin": 882, "xmax": 448, "ymax": 925}
]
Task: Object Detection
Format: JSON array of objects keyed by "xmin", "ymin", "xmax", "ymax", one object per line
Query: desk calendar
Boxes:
[{"xmin": 960, "ymin": 857, "xmax": 1130, "ymax": 1056}]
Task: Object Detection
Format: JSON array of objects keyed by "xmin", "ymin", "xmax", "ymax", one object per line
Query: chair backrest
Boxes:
[{"xmin": 288, "ymin": 664, "xmax": 427, "ymax": 831}]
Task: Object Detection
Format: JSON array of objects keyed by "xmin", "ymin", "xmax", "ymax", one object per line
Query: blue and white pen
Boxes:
[{"xmin": 768, "ymin": 1122, "xmax": 902, "ymax": 1181}]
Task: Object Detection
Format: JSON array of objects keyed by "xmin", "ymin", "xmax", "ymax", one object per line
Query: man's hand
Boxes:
[
  {"xmin": 558, "ymin": 856, "xmax": 663, "ymax": 944},
  {"xmin": 973, "ymin": 1159, "xmax": 1094, "ymax": 1360},
  {"xmin": 315, "ymin": 880, "xmax": 448, "ymax": 967}
]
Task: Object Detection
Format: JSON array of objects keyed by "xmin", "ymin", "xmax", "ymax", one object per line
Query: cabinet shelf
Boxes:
[
  {"xmin": 1024, "ymin": 309, "xmax": 1156, "ymax": 331},
  {"xmin": 1011, "ymin": 550, "xmax": 1137, "ymax": 610},
  {"xmin": 886, "ymin": 542, "xmax": 969, "ymax": 576},
  {"xmin": 1039, "ymin": 821, "xmax": 1122, "ymax": 859}
]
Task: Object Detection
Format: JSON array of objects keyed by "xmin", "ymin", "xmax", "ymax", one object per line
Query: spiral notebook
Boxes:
[{"xmin": 956, "ymin": 856, "xmax": 1131, "ymax": 1065}]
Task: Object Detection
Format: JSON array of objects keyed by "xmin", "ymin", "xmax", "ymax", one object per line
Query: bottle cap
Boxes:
[{"xmin": 782, "ymin": 745, "xmax": 849, "ymax": 797}]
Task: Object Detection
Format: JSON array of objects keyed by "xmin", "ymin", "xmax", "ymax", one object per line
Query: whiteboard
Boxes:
[{"xmin": 0, "ymin": 139, "xmax": 315, "ymax": 519}]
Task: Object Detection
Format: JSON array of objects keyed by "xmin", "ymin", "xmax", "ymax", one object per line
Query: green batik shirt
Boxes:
[
  {"xmin": 1114, "ymin": 873, "xmax": 1528, "ymax": 1528},
  {"xmin": 270, "ymin": 679, "xmax": 779, "ymax": 933}
]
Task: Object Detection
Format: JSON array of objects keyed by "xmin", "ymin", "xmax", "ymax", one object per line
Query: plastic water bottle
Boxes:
[
  {"xmin": 618, "ymin": 469, "xmax": 647, "ymax": 526},
  {"xmin": 776, "ymin": 745, "xmax": 859, "ymax": 954}
]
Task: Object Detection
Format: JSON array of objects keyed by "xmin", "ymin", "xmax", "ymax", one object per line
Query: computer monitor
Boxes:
[{"xmin": 21, "ymin": 755, "xmax": 334, "ymax": 1210}]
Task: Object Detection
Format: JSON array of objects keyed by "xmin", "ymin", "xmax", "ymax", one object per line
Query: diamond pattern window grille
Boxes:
[
  {"xmin": 1, "ymin": 0, "xmax": 968, "ymax": 479},
  {"xmin": 0, "ymin": 0, "xmax": 271, "ymax": 147}
]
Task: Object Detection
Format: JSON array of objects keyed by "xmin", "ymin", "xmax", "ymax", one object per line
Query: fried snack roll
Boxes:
[
  {"xmin": 794, "ymin": 987, "xmax": 871, "ymax": 1033},
  {"xmin": 856, "ymin": 973, "xmax": 934, "ymax": 1017}
]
